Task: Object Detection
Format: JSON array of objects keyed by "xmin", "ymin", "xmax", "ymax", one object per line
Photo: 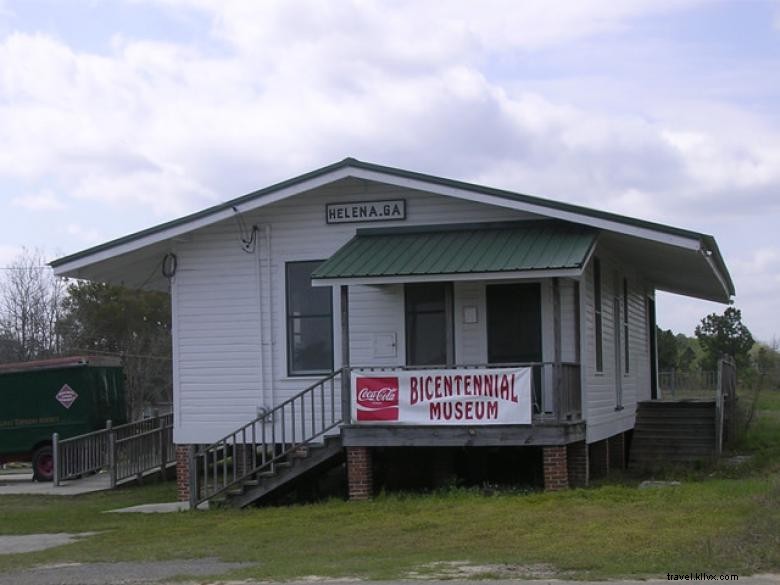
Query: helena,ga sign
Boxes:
[
  {"xmin": 352, "ymin": 367, "xmax": 532, "ymax": 425},
  {"xmin": 326, "ymin": 199, "xmax": 405, "ymax": 224}
]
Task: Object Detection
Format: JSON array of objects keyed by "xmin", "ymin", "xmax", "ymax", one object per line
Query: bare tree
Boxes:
[{"xmin": 0, "ymin": 248, "xmax": 65, "ymax": 362}]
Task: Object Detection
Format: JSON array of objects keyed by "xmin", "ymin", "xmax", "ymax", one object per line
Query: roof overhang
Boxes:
[{"xmin": 50, "ymin": 157, "xmax": 734, "ymax": 302}]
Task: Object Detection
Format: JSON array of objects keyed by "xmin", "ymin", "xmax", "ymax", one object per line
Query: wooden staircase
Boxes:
[
  {"xmin": 630, "ymin": 400, "xmax": 716, "ymax": 468},
  {"xmin": 221, "ymin": 436, "xmax": 344, "ymax": 508},
  {"xmin": 190, "ymin": 370, "xmax": 346, "ymax": 509}
]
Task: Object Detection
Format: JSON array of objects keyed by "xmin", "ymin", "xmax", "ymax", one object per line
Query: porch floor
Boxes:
[{"xmin": 341, "ymin": 421, "xmax": 586, "ymax": 447}]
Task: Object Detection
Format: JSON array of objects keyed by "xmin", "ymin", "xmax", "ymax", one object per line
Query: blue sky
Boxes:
[{"xmin": 1, "ymin": 0, "xmax": 779, "ymax": 342}]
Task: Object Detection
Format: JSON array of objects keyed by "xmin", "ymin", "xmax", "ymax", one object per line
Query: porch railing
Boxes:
[
  {"xmin": 53, "ymin": 412, "xmax": 174, "ymax": 487},
  {"xmin": 658, "ymin": 369, "xmax": 717, "ymax": 400},
  {"xmin": 347, "ymin": 362, "xmax": 582, "ymax": 422},
  {"xmin": 189, "ymin": 370, "xmax": 342, "ymax": 508}
]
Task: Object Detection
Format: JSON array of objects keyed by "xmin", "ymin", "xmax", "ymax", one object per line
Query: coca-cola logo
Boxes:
[
  {"xmin": 355, "ymin": 376, "xmax": 399, "ymax": 421},
  {"xmin": 357, "ymin": 386, "xmax": 398, "ymax": 407}
]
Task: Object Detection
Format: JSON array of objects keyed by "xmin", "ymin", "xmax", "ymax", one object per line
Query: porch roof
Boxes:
[{"xmin": 311, "ymin": 220, "xmax": 596, "ymax": 285}]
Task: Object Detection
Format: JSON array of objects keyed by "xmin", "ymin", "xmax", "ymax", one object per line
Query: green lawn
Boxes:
[{"xmin": 1, "ymin": 391, "xmax": 779, "ymax": 581}]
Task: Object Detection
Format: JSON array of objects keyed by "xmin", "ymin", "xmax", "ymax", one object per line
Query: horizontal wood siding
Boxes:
[
  {"xmin": 173, "ymin": 222, "xmax": 263, "ymax": 443},
  {"xmin": 174, "ymin": 177, "xmax": 538, "ymax": 444},
  {"xmin": 560, "ymin": 279, "xmax": 578, "ymax": 363},
  {"xmin": 581, "ymin": 245, "xmax": 651, "ymax": 443}
]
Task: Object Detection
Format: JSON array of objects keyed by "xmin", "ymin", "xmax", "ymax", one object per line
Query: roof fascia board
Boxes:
[
  {"xmin": 52, "ymin": 158, "xmax": 711, "ymax": 276},
  {"xmin": 654, "ymin": 283, "xmax": 730, "ymax": 304},
  {"xmin": 312, "ymin": 267, "xmax": 583, "ymax": 287},
  {"xmin": 701, "ymin": 249, "xmax": 733, "ymax": 301},
  {"xmin": 52, "ymin": 167, "xmax": 355, "ymax": 275},
  {"xmin": 348, "ymin": 167, "xmax": 701, "ymax": 251}
]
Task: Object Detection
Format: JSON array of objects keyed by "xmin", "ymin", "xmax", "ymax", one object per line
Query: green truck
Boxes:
[{"xmin": 0, "ymin": 356, "xmax": 126, "ymax": 481}]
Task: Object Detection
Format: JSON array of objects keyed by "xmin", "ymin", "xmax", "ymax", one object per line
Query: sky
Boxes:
[{"xmin": 1, "ymin": 0, "xmax": 779, "ymax": 342}]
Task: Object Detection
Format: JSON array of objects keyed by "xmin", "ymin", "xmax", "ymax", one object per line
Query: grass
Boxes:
[{"xmin": 1, "ymin": 391, "xmax": 779, "ymax": 581}]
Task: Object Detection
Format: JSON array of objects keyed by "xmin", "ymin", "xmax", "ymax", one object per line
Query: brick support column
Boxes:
[
  {"xmin": 589, "ymin": 439, "xmax": 610, "ymax": 479},
  {"xmin": 608, "ymin": 432, "xmax": 626, "ymax": 470},
  {"xmin": 346, "ymin": 447, "xmax": 373, "ymax": 501},
  {"xmin": 175, "ymin": 444, "xmax": 191, "ymax": 502},
  {"xmin": 567, "ymin": 440, "xmax": 589, "ymax": 487},
  {"xmin": 543, "ymin": 445, "xmax": 569, "ymax": 491}
]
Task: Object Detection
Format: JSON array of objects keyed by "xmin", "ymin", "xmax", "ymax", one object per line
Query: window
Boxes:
[
  {"xmin": 286, "ymin": 261, "xmax": 333, "ymax": 376},
  {"xmin": 593, "ymin": 258, "xmax": 603, "ymax": 372},
  {"xmin": 623, "ymin": 278, "xmax": 630, "ymax": 374},
  {"xmin": 405, "ymin": 283, "xmax": 453, "ymax": 366}
]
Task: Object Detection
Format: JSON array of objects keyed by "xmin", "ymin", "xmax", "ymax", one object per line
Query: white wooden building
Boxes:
[{"xmin": 52, "ymin": 158, "xmax": 734, "ymax": 505}]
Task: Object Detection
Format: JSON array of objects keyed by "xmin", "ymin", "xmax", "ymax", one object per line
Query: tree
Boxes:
[
  {"xmin": 656, "ymin": 327, "xmax": 678, "ymax": 371},
  {"xmin": 58, "ymin": 281, "xmax": 172, "ymax": 418},
  {"xmin": 695, "ymin": 307, "xmax": 755, "ymax": 372},
  {"xmin": 0, "ymin": 249, "xmax": 64, "ymax": 362}
]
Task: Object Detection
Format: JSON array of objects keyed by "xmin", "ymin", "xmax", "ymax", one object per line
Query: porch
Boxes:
[{"xmin": 341, "ymin": 362, "xmax": 584, "ymax": 448}]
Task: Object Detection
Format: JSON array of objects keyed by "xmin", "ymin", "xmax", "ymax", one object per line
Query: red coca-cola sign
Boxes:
[{"xmin": 355, "ymin": 376, "xmax": 399, "ymax": 421}]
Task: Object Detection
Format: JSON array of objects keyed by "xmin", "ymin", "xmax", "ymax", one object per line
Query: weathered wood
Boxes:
[{"xmin": 341, "ymin": 422, "xmax": 585, "ymax": 447}]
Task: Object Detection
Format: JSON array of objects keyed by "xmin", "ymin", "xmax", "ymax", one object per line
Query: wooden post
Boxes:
[
  {"xmin": 107, "ymin": 419, "xmax": 116, "ymax": 489},
  {"xmin": 715, "ymin": 358, "xmax": 724, "ymax": 454},
  {"xmin": 52, "ymin": 432, "xmax": 60, "ymax": 487},
  {"xmin": 340, "ymin": 285, "xmax": 351, "ymax": 425},
  {"xmin": 552, "ymin": 278, "xmax": 562, "ymax": 420},
  {"xmin": 158, "ymin": 415, "xmax": 167, "ymax": 480},
  {"xmin": 188, "ymin": 445, "xmax": 197, "ymax": 510}
]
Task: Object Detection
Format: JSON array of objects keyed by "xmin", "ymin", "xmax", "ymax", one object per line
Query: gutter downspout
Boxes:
[
  {"xmin": 255, "ymin": 228, "xmax": 265, "ymax": 413},
  {"xmin": 265, "ymin": 225, "xmax": 276, "ymax": 410}
]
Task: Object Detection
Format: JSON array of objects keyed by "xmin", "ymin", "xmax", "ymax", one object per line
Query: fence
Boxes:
[
  {"xmin": 658, "ymin": 369, "xmax": 718, "ymax": 399},
  {"xmin": 53, "ymin": 412, "xmax": 174, "ymax": 487},
  {"xmin": 716, "ymin": 356, "xmax": 737, "ymax": 453}
]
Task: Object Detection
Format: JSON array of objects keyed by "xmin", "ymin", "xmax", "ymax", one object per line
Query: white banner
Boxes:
[{"xmin": 351, "ymin": 367, "xmax": 532, "ymax": 425}]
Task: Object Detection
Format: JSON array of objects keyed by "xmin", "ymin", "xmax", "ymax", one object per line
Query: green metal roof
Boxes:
[{"xmin": 312, "ymin": 221, "xmax": 597, "ymax": 280}]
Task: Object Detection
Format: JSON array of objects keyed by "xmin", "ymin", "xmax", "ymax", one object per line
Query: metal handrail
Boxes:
[{"xmin": 190, "ymin": 370, "xmax": 342, "ymax": 508}]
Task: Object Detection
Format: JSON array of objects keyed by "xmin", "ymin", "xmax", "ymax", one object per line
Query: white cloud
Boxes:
[
  {"xmin": 11, "ymin": 189, "xmax": 66, "ymax": 211},
  {"xmin": 0, "ymin": 0, "xmax": 778, "ymax": 339},
  {"xmin": 0, "ymin": 244, "xmax": 21, "ymax": 267},
  {"xmin": 65, "ymin": 223, "xmax": 103, "ymax": 245},
  {"xmin": 150, "ymin": 0, "xmax": 706, "ymax": 54}
]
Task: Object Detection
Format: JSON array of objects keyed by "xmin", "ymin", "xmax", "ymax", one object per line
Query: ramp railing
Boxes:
[{"xmin": 53, "ymin": 412, "xmax": 174, "ymax": 487}]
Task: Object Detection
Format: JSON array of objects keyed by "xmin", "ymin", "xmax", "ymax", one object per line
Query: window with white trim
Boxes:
[{"xmin": 286, "ymin": 261, "xmax": 333, "ymax": 376}]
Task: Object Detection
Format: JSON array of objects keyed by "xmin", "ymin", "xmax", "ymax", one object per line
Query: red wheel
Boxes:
[{"xmin": 32, "ymin": 446, "xmax": 54, "ymax": 482}]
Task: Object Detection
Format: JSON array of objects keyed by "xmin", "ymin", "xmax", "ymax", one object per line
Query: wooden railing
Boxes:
[
  {"xmin": 659, "ymin": 369, "xmax": 718, "ymax": 400},
  {"xmin": 189, "ymin": 370, "xmax": 342, "ymax": 508},
  {"xmin": 53, "ymin": 412, "xmax": 174, "ymax": 487}
]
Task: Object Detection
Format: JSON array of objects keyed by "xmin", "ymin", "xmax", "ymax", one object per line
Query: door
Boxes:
[
  {"xmin": 405, "ymin": 283, "xmax": 454, "ymax": 366},
  {"xmin": 486, "ymin": 283, "xmax": 542, "ymax": 410}
]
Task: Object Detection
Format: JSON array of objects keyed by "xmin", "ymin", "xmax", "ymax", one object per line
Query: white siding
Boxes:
[
  {"xmin": 172, "ymin": 176, "xmax": 654, "ymax": 445},
  {"xmin": 580, "ymin": 245, "xmax": 651, "ymax": 443},
  {"xmin": 560, "ymin": 279, "xmax": 578, "ymax": 363},
  {"xmin": 174, "ymin": 177, "xmax": 538, "ymax": 443}
]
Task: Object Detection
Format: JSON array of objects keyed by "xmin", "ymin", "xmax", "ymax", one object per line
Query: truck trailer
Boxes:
[{"xmin": 0, "ymin": 356, "xmax": 126, "ymax": 481}]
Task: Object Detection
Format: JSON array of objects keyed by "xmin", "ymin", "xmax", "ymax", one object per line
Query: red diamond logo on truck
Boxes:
[{"xmin": 56, "ymin": 384, "xmax": 78, "ymax": 409}]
